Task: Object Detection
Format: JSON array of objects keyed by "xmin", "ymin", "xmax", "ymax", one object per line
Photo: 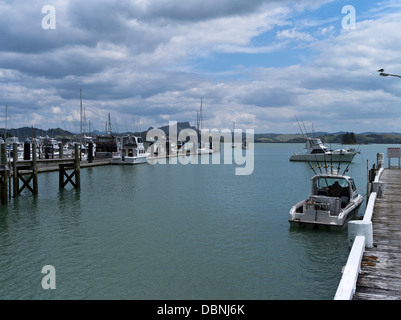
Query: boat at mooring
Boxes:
[
  {"xmin": 288, "ymin": 173, "xmax": 364, "ymax": 228},
  {"xmin": 289, "ymin": 137, "xmax": 358, "ymax": 162},
  {"xmin": 111, "ymin": 135, "xmax": 149, "ymax": 165}
]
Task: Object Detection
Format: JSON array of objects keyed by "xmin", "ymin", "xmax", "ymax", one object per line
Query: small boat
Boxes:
[
  {"xmin": 111, "ymin": 135, "xmax": 149, "ymax": 165},
  {"xmin": 289, "ymin": 137, "xmax": 358, "ymax": 162},
  {"xmin": 5, "ymin": 136, "xmax": 24, "ymax": 160},
  {"xmin": 197, "ymin": 144, "xmax": 213, "ymax": 154},
  {"xmin": 289, "ymin": 173, "xmax": 364, "ymax": 228},
  {"xmin": 196, "ymin": 98, "xmax": 214, "ymax": 155}
]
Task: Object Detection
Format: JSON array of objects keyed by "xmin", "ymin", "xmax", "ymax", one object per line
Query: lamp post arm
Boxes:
[{"xmin": 380, "ymin": 72, "xmax": 401, "ymax": 78}]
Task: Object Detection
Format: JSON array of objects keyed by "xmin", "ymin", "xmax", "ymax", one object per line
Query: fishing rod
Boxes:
[
  {"xmin": 330, "ymin": 149, "xmax": 334, "ymax": 174},
  {"xmin": 323, "ymin": 151, "xmax": 328, "ymax": 174},
  {"xmin": 342, "ymin": 159, "xmax": 352, "ymax": 175},
  {"xmin": 298, "ymin": 147, "xmax": 318, "ymax": 175},
  {"xmin": 295, "ymin": 116, "xmax": 307, "ymax": 139},
  {"xmin": 300, "ymin": 116, "xmax": 310, "ymax": 138},
  {"xmin": 314, "ymin": 154, "xmax": 323, "ymax": 174},
  {"xmin": 337, "ymin": 150, "xmax": 343, "ymax": 175},
  {"xmin": 342, "ymin": 144, "xmax": 362, "ymax": 175}
]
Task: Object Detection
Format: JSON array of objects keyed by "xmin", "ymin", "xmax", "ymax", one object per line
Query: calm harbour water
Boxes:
[{"xmin": 0, "ymin": 143, "xmax": 392, "ymax": 300}]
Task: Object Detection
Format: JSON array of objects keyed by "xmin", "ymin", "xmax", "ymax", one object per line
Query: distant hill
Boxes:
[
  {"xmin": 254, "ymin": 132, "xmax": 401, "ymax": 144},
  {"xmin": 1, "ymin": 127, "xmax": 76, "ymax": 140},
  {"xmin": 1, "ymin": 125, "xmax": 401, "ymax": 144}
]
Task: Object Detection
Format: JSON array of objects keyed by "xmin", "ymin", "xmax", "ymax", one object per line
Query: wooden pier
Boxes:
[
  {"xmin": 0, "ymin": 143, "xmax": 110, "ymax": 205},
  {"xmin": 353, "ymin": 168, "xmax": 401, "ymax": 300}
]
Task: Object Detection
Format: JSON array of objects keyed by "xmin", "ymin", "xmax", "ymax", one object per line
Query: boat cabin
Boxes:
[
  {"xmin": 311, "ymin": 175, "xmax": 358, "ymax": 209},
  {"xmin": 305, "ymin": 138, "xmax": 329, "ymax": 154},
  {"xmin": 116, "ymin": 136, "xmax": 146, "ymax": 158}
]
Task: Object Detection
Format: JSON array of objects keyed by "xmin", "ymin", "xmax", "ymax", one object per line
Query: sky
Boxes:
[{"xmin": 1, "ymin": 0, "xmax": 401, "ymax": 134}]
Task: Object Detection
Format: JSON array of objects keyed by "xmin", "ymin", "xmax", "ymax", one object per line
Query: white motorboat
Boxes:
[
  {"xmin": 289, "ymin": 137, "xmax": 358, "ymax": 162},
  {"xmin": 197, "ymin": 144, "xmax": 214, "ymax": 154},
  {"xmin": 6, "ymin": 137, "xmax": 24, "ymax": 161},
  {"xmin": 111, "ymin": 135, "xmax": 149, "ymax": 165},
  {"xmin": 289, "ymin": 173, "xmax": 364, "ymax": 228}
]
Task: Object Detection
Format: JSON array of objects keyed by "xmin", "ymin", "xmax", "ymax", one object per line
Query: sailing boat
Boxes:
[
  {"xmin": 232, "ymin": 121, "xmax": 237, "ymax": 148},
  {"xmin": 94, "ymin": 112, "xmax": 117, "ymax": 158},
  {"xmin": 196, "ymin": 98, "xmax": 213, "ymax": 154}
]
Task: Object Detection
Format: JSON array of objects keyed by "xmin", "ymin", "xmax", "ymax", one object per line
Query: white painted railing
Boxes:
[
  {"xmin": 334, "ymin": 236, "xmax": 366, "ymax": 300},
  {"xmin": 334, "ymin": 166, "xmax": 384, "ymax": 300}
]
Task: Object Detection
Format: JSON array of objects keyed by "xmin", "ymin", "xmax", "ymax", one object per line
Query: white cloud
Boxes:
[
  {"xmin": 1, "ymin": 0, "xmax": 401, "ymax": 134},
  {"xmin": 276, "ymin": 28, "xmax": 315, "ymax": 41}
]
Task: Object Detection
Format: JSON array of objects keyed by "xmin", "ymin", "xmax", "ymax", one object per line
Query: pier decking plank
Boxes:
[{"xmin": 354, "ymin": 169, "xmax": 401, "ymax": 300}]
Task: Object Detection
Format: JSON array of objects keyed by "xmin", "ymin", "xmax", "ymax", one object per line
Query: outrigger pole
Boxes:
[{"xmin": 298, "ymin": 147, "xmax": 318, "ymax": 175}]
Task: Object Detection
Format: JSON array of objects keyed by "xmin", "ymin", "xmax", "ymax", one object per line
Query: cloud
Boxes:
[
  {"xmin": 1, "ymin": 0, "xmax": 401, "ymax": 134},
  {"xmin": 276, "ymin": 28, "xmax": 315, "ymax": 41}
]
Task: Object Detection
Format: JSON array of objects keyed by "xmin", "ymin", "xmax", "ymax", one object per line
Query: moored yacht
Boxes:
[
  {"xmin": 289, "ymin": 137, "xmax": 358, "ymax": 162},
  {"xmin": 111, "ymin": 135, "xmax": 149, "ymax": 164}
]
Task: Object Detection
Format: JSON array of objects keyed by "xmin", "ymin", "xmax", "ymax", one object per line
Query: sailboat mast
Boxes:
[
  {"xmin": 108, "ymin": 112, "xmax": 111, "ymax": 135},
  {"xmin": 80, "ymin": 89, "xmax": 83, "ymax": 138},
  {"xmin": 200, "ymin": 98, "xmax": 203, "ymax": 131},
  {"xmin": 4, "ymin": 104, "xmax": 8, "ymax": 139}
]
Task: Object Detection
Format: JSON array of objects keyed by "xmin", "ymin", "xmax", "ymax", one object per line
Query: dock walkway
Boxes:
[{"xmin": 353, "ymin": 169, "xmax": 401, "ymax": 300}]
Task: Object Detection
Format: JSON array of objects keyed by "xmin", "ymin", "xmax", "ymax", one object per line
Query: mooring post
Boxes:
[
  {"xmin": 59, "ymin": 142, "xmax": 63, "ymax": 159},
  {"xmin": 0, "ymin": 144, "xmax": 8, "ymax": 205},
  {"xmin": 75, "ymin": 144, "xmax": 81, "ymax": 189},
  {"xmin": 12, "ymin": 143, "xmax": 18, "ymax": 197},
  {"xmin": 32, "ymin": 142, "xmax": 38, "ymax": 195},
  {"xmin": 59, "ymin": 164, "xmax": 64, "ymax": 189},
  {"xmin": 88, "ymin": 141, "xmax": 93, "ymax": 163},
  {"xmin": 24, "ymin": 139, "xmax": 30, "ymax": 160}
]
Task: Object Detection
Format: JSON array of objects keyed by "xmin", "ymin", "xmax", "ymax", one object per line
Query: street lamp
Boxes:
[{"xmin": 378, "ymin": 69, "xmax": 401, "ymax": 78}]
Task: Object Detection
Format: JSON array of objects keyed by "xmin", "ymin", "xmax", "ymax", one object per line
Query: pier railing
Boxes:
[{"xmin": 334, "ymin": 165, "xmax": 385, "ymax": 300}]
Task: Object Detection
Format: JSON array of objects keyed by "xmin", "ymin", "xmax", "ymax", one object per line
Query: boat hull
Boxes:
[
  {"xmin": 197, "ymin": 148, "xmax": 213, "ymax": 154},
  {"xmin": 111, "ymin": 155, "xmax": 147, "ymax": 165},
  {"xmin": 288, "ymin": 195, "xmax": 363, "ymax": 229},
  {"xmin": 289, "ymin": 152, "xmax": 356, "ymax": 162}
]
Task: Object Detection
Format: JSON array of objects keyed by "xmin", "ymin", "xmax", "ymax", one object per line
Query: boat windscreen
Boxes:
[{"xmin": 314, "ymin": 177, "xmax": 349, "ymax": 189}]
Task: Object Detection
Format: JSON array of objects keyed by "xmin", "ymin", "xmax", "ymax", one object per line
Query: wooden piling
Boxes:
[
  {"xmin": 13, "ymin": 143, "xmax": 18, "ymax": 197},
  {"xmin": 75, "ymin": 144, "xmax": 80, "ymax": 188},
  {"xmin": 0, "ymin": 144, "xmax": 9, "ymax": 205},
  {"xmin": 59, "ymin": 142, "xmax": 63, "ymax": 159},
  {"xmin": 32, "ymin": 143, "xmax": 38, "ymax": 195},
  {"xmin": 12, "ymin": 142, "xmax": 38, "ymax": 197},
  {"xmin": 58, "ymin": 144, "xmax": 80, "ymax": 189}
]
